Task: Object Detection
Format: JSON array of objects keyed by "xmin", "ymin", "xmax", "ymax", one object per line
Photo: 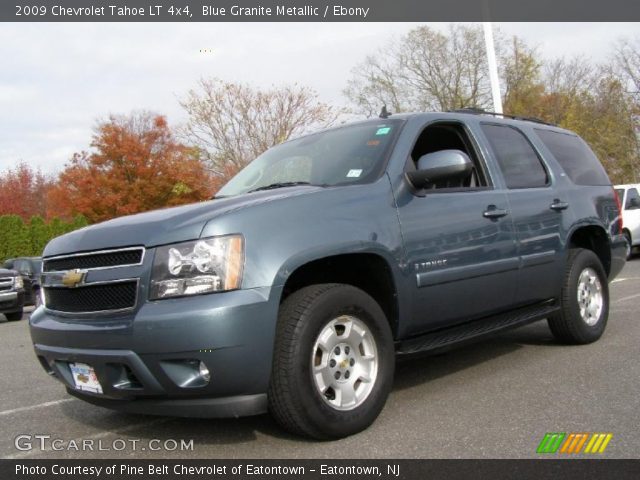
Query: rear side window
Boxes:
[
  {"xmin": 480, "ymin": 124, "xmax": 548, "ymax": 189},
  {"xmin": 535, "ymin": 129, "xmax": 610, "ymax": 186}
]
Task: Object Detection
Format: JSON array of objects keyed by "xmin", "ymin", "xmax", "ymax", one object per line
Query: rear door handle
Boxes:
[
  {"xmin": 550, "ymin": 200, "xmax": 569, "ymax": 211},
  {"xmin": 483, "ymin": 206, "xmax": 509, "ymax": 219}
]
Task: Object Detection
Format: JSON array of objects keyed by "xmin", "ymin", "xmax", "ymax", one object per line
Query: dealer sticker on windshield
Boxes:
[
  {"xmin": 347, "ymin": 169, "xmax": 362, "ymax": 178},
  {"xmin": 69, "ymin": 362, "xmax": 103, "ymax": 394},
  {"xmin": 376, "ymin": 127, "xmax": 391, "ymax": 135}
]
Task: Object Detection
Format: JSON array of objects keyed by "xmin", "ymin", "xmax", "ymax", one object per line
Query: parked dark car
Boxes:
[
  {"xmin": 30, "ymin": 110, "xmax": 626, "ymax": 439},
  {"xmin": 3, "ymin": 257, "xmax": 42, "ymax": 307},
  {"xmin": 0, "ymin": 268, "xmax": 25, "ymax": 321}
]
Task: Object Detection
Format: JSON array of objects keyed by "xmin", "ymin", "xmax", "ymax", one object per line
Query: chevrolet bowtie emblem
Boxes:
[{"xmin": 61, "ymin": 269, "xmax": 87, "ymax": 288}]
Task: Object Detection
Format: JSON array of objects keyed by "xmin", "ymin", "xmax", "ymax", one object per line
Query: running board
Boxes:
[{"xmin": 396, "ymin": 302, "xmax": 559, "ymax": 355}]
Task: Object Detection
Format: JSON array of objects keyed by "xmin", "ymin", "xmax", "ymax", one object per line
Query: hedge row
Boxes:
[{"xmin": 0, "ymin": 215, "xmax": 88, "ymax": 262}]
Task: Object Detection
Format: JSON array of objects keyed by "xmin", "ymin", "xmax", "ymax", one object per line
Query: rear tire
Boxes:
[
  {"xmin": 548, "ymin": 249, "xmax": 609, "ymax": 344},
  {"xmin": 268, "ymin": 283, "xmax": 394, "ymax": 439},
  {"xmin": 5, "ymin": 311, "xmax": 23, "ymax": 322}
]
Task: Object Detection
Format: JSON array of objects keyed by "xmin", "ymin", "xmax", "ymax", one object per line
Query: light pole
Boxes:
[{"xmin": 483, "ymin": 22, "xmax": 503, "ymax": 114}]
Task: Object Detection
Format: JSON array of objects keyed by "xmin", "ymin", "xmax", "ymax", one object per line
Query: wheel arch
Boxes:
[
  {"xmin": 279, "ymin": 252, "xmax": 401, "ymax": 337},
  {"xmin": 567, "ymin": 224, "xmax": 612, "ymax": 275}
]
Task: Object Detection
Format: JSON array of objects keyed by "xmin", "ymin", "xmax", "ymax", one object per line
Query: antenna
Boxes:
[{"xmin": 379, "ymin": 105, "xmax": 392, "ymax": 119}]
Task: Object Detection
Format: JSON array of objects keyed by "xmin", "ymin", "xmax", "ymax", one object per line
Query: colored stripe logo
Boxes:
[{"xmin": 537, "ymin": 433, "xmax": 613, "ymax": 454}]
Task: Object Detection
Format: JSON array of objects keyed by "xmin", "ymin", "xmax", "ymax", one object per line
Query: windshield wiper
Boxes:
[{"xmin": 248, "ymin": 181, "xmax": 313, "ymax": 193}]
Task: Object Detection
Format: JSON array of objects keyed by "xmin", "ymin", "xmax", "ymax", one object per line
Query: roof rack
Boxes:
[{"xmin": 448, "ymin": 107, "xmax": 555, "ymax": 126}]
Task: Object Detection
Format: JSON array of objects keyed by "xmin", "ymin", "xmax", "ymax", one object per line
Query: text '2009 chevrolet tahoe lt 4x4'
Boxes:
[{"xmin": 30, "ymin": 110, "xmax": 626, "ymax": 439}]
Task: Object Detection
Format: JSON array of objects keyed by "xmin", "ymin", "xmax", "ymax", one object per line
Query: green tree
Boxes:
[
  {"xmin": 28, "ymin": 215, "xmax": 50, "ymax": 257},
  {"xmin": 0, "ymin": 215, "xmax": 29, "ymax": 261},
  {"xmin": 0, "ymin": 214, "xmax": 89, "ymax": 262},
  {"xmin": 70, "ymin": 215, "xmax": 89, "ymax": 232}
]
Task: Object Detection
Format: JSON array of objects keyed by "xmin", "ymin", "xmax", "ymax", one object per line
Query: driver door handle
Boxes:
[
  {"xmin": 550, "ymin": 200, "xmax": 569, "ymax": 211},
  {"xmin": 483, "ymin": 206, "xmax": 509, "ymax": 219}
]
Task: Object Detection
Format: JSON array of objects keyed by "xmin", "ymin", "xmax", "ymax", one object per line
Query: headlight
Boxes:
[
  {"xmin": 14, "ymin": 276, "xmax": 24, "ymax": 289},
  {"xmin": 150, "ymin": 235, "xmax": 244, "ymax": 300}
]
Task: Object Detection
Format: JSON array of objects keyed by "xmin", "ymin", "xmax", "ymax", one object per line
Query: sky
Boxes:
[{"xmin": 1, "ymin": 22, "xmax": 638, "ymax": 175}]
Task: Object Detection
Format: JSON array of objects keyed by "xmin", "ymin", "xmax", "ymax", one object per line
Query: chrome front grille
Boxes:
[
  {"xmin": 42, "ymin": 247, "xmax": 145, "ymax": 315},
  {"xmin": 0, "ymin": 276, "xmax": 14, "ymax": 292},
  {"xmin": 43, "ymin": 247, "xmax": 144, "ymax": 272}
]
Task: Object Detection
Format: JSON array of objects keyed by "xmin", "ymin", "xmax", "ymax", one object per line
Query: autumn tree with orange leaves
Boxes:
[
  {"xmin": 0, "ymin": 162, "xmax": 53, "ymax": 220},
  {"xmin": 48, "ymin": 112, "xmax": 215, "ymax": 223}
]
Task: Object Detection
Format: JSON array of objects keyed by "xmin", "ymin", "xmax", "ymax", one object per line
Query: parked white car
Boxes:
[{"xmin": 615, "ymin": 184, "xmax": 640, "ymax": 259}]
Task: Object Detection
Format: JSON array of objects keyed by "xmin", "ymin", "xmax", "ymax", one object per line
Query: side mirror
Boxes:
[{"xmin": 406, "ymin": 150, "xmax": 473, "ymax": 190}]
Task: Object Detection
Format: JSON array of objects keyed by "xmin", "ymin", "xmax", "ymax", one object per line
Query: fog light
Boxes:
[
  {"xmin": 160, "ymin": 359, "xmax": 211, "ymax": 388},
  {"xmin": 198, "ymin": 361, "xmax": 211, "ymax": 383}
]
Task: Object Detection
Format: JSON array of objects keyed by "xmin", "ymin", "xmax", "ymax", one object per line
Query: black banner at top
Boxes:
[{"xmin": 3, "ymin": 0, "xmax": 640, "ymax": 22}]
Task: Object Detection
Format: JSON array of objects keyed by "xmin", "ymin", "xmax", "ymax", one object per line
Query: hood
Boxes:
[{"xmin": 43, "ymin": 186, "xmax": 325, "ymax": 257}]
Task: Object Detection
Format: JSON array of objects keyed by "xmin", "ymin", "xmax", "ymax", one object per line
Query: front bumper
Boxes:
[
  {"xmin": 0, "ymin": 290, "xmax": 24, "ymax": 314},
  {"xmin": 30, "ymin": 286, "xmax": 280, "ymax": 418},
  {"xmin": 66, "ymin": 388, "xmax": 267, "ymax": 418}
]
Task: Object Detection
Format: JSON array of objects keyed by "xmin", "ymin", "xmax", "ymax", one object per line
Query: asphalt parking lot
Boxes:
[{"xmin": 1, "ymin": 259, "xmax": 638, "ymax": 459}]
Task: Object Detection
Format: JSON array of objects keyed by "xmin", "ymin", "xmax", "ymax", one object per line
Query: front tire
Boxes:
[
  {"xmin": 548, "ymin": 249, "xmax": 609, "ymax": 344},
  {"xmin": 268, "ymin": 283, "xmax": 394, "ymax": 439}
]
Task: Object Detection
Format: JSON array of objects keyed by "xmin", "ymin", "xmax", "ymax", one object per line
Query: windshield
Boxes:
[{"xmin": 217, "ymin": 120, "xmax": 403, "ymax": 197}]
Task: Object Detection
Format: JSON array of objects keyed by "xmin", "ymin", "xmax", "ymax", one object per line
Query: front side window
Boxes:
[
  {"xmin": 481, "ymin": 124, "xmax": 548, "ymax": 189},
  {"xmin": 217, "ymin": 120, "xmax": 403, "ymax": 197},
  {"xmin": 409, "ymin": 122, "xmax": 489, "ymax": 190}
]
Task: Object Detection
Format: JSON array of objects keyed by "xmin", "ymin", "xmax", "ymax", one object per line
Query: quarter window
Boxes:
[
  {"xmin": 534, "ymin": 128, "xmax": 610, "ymax": 186},
  {"xmin": 481, "ymin": 124, "xmax": 548, "ymax": 189},
  {"xmin": 626, "ymin": 188, "xmax": 640, "ymax": 210}
]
